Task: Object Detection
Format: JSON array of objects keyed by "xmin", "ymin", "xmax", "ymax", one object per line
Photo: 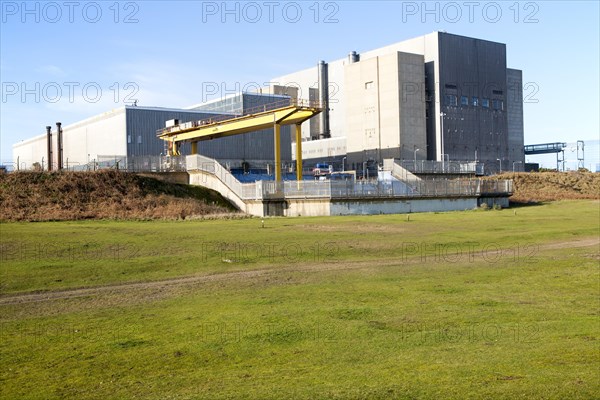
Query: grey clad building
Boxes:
[
  {"xmin": 13, "ymin": 31, "xmax": 524, "ymax": 174},
  {"xmin": 272, "ymin": 31, "xmax": 525, "ymax": 172}
]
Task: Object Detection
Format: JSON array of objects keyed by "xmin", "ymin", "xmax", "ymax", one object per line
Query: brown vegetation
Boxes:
[
  {"xmin": 492, "ymin": 171, "xmax": 600, "ymax": 203},
  {"xmin": 0, "ymin": 170, "xmax": 239, "ymax": 222}
]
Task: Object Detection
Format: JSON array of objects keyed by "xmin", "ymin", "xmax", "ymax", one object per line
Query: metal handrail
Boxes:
[
  {"xmin": 186, "ymin": 155, "xmax": 513, "ymax": 201},
  {"xmin": 157, "ymin": 98, "xmax": 323, "ymax": 137}
]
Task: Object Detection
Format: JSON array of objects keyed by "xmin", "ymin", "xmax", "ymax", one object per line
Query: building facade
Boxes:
[
  {"xmin": 13, "ymin": 32, "xmax": 525, "ymax": 174},
  {"xmin": 270, "ymin": 31, "xmax": 525, "ymax": 172}
]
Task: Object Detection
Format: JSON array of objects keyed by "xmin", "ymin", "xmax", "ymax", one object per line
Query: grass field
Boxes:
[{"xmin": 1, "ymin": 200, "xmax": 599, "ymax": 399}]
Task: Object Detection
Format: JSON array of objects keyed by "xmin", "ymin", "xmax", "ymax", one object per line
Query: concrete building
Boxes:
[
  {"xmin": 13, "ymin": 94, "xmax": 293, "ymax": 170},
  {"xmin": 13, "ymin": 32, "xmax": 524, "ymax": 175},
  {"xmin": 13, "ymin": 106, "xmax": 223, "ymax": 170},
  {"xmin": 270, "ymin": 31, "xmax": 525, "ymax": 172}
]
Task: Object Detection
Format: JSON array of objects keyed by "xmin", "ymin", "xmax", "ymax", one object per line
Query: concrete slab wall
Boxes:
[
  {"xmin": 330, "ymin": 197, "xmax": 477, "ymax": 215},
  {"xmin": 285, "ymin": 199, "xmax": 331, "ymax": 217}
]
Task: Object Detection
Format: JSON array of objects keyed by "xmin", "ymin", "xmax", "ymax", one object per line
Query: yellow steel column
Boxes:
[
  {"xmin": 295, "ymin": 124, "xmax": 303, "ymax": 181},
  {"xmin": 191, "ymin": 141, "xmax": 198, "ymax": 154},
  {"xmin": 274, "ymin": 123, "xmax": 282, "ymax": 182},
  {"xmin": 172, "ymin": 141, "xmax": 180, "ymax": 156}
]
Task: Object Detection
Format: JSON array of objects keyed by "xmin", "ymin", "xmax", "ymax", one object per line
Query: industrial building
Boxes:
[
  {"xmin": 12, "ymin": 95, "xmax": 292, "ymax": 170},
  {"xmin": 13, "ymin": 31, "xmax": 524, "ymax": 175},
  {"xmin": 270, "ymin": 31, "xmax": 525, "ymax": 173}
]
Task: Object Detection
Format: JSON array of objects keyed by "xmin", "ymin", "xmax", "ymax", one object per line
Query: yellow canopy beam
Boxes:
[
  {"xmin": 158, "ymin": 99, "xmax": 322, "ymax": 182},
  {"xmin": 158, "ymin": 101, "xmax": 321, "ymax": 144}
]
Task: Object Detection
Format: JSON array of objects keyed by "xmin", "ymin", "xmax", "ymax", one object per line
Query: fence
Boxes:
[
  {"xmin": 397, "ymin": 160, "xmax": 482, "ymax": 175},
  {"xmin": 6, "ymin": 156, "xmax": 187, "ymax": 173},
  {"xmin": 186, "ymin": 155, "xmax": 513, "ymax": 202}
]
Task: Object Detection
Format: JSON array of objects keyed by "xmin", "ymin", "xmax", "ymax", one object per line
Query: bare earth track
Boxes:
[{"xmin": 1, "ymin": 237, "xmax": 597, "ymax": 306}]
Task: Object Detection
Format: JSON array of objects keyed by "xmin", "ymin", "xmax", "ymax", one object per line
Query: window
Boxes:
[
  {"xmin": 482, "ymin": 98, "xmax": 490, "ymax": 108},
  {"xmin": 461, "ymin": 96, "xmax": 469, "ymax": 106},
  {"xmin": 137, "ymin": 135, "xmax": 142, "ymax": 144},
  {"xmin": 493, "ymin": 99, "xmax": 504, "ymax": 110},
  {"xmin": 472, "ymin": 97, "xmax": 479, "ymax": 106},
  {"xmin": 365, "ymin": 81, "xmax": 374, "ymax": 90},
  {"xmin": 444, "ymin": 94, "xmax": 457, "ymax": 106},
  {"xmin": 127, "ymin": 135, "xmax": 132, "ymax": 144}
]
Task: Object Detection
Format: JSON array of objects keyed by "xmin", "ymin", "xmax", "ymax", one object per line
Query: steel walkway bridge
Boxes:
[
  {"xmin": 524, "ymin": 142, "xmax": 567, "ymax": 155},
  {"xmin": 524, "ymin": 142, "xmax": 570, "ymax": 171},
  {"xmin": 157, "ymin": 98, "xmax": 322, "ymax": 182}
]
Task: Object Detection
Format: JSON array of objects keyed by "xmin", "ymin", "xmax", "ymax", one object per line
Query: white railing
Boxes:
[
  {"xmin": 397, "ymin": 160, "xmax": 481, "ymax": 174},
  {"xmin": 186, "ymin": 155, "xmax": 513, "ymax": 202}
]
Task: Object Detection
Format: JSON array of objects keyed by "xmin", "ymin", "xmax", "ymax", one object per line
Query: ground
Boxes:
[
  {"xmin": 1, "ymin": 200, "xmax": 598, "ymax": 399},
  {"xmin": 0, "ymin": 171, "xmax": 238, "ymax": 221}
]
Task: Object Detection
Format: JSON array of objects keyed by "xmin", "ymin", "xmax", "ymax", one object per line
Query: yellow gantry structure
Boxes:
[{"xmin": 157, "ymin": 99, "xmax": 322, "ymax": 182}]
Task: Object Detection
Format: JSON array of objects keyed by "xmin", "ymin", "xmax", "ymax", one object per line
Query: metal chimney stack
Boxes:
[
  {"xmin": 56, "ymin": 122, "xmax": 63, "ymax": 170},
  {"xmin": 317, "ymin": 61, "xmax": 330, "ymax": 139},
  {"xmin": 46, "ymin": 126, "xmax": 53, "ymax": 171}
]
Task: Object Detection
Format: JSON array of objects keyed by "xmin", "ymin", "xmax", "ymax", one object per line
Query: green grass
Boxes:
[
  {"xmin": 0, "ymin": 200, "xmax": 599, "ymax": 399},
  {"xmin": 1, "ymin": 200, "xmax": 598, "ymax": 294}
]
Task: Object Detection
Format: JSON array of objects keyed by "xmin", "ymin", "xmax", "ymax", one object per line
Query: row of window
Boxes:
[{"xmin": 444, "ymin": 94, "xmax": 504, "ymax": 110}]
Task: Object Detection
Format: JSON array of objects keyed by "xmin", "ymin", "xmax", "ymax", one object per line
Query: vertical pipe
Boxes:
[
  {"xmin": 56, "ymin": 122, "xmax": 63, "ymax": 170},
  {"xmin": 295, "ymin": 124, "xmax": 303, "ymax": 181},
  {"xmin": 274, "ymin": 123, "xmax": 281, "ymax": 182},
  {"xmin": 317, "ymin": 61, "xmax": 330, "ymax": 139},
  {"xmin": 191, "ymin": 141, "xmax": 198, "ymax": 155},
  {"xmin": 46, "ymin": 126, "xmax": 52, "ymax": 171}
]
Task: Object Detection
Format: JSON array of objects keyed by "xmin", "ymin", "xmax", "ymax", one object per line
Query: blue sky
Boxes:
[{"xmin": 1, "ymin": 0, "xmax": 599, "ymax": 163}]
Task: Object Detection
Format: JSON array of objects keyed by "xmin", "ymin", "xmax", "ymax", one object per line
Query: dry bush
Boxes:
[
  {"xmin": 0, "ymin": 170, "xmax": 241, "ymax": 222},
  {"xmin": 489, "ymin": 171, "xmax": 600, "ymax": 203}
]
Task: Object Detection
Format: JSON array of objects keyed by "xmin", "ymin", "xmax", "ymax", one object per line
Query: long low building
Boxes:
[{"xmin": 13, "ymin": 95, "xmax": 293, "ymax": 170}]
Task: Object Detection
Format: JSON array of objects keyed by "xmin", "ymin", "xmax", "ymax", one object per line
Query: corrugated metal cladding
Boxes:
[
  {"xmin": 125, "ymin": 104, "xmax": 292, "ymax": 162},
  {"xmin": 186, "ymin": 93, "xmax": 293, "ymax": 161},
  {"xmin": 198, "ymin": 127, "xmax": 292, "ymax": 161},
  {"xmin": 242, "ymin": 93, "xmax": 289, "ymax": 111},
  {"xmin": 125, "ymin": 108, "xmax": 225, "ymax": 157},
  {"xmin": 437, "ymin": 33, "xmax": 509, "ymax": 164}
]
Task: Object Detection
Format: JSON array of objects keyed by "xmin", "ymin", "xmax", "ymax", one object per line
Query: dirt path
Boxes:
[{"xmin": 1, "ymin": 237, "xmax": 597, "ymax": 306}]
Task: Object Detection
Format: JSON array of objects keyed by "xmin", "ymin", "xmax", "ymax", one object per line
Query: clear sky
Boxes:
[{"xmin": 1, "ymin": 0, "xmax": 599, "ymax": 163}]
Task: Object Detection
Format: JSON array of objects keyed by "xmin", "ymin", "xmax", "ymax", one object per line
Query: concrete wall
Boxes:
[
  {"xmin": 506, "ymin": 68, "xmax": 525, "ymax": 169},
  {"xmin": 344, "ymin": 51, "xmax": 426, "ymax": 166},
  {"xmin": 330, "ymin": 197, "xmax": 478, "ymax": 215},
  {"xmin": 271, "ymin": 32, "xmax": 523, "ymax": 172},
  {"xmin": 285, "ymin": 199, "xmax": 331, "ymax": 217},
  {"xmin": 12, "ymin": 133, "xmax": 49, "ymax": 170},
  {"xmin": 13, "ymin": 108, "xmax": 127, "ymax": 169},
  {"xmin": 292, "ymin": 137, "xmax": 347, "ymax": 162}
]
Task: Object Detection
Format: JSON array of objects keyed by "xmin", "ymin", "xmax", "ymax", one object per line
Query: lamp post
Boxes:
[
  {"xmin": 497, "ymin": 158, "xmax": 502, "ymax": 172},
  {"xmin": 512, "ymin": 161, "xmax": 523, "ymax": 172},
  {"xmin": 414, "ymin": 148, "xmax": 420, "ymax": 166},
  {"xmin": 342, "ymin": 157, "xmax": 347, "ymax": 172},
  {"xmin": 439, "ymin": 112, "xmax": 446, "ymax": 162}
]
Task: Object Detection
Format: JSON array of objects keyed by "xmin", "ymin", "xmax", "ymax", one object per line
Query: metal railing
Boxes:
[
  {"xmin": 188, "ymin": 155, "xmax": 258, "ymax": 200},
  {"xmin": 186, "ymin": 155, "xmax": 513, "ymax": 201},
  {"xmin": 397, "ymin": 160, "xmax": 481, "ymax": 174},
  {"xmin": 157, "ymin": 98, "xmax": 323, "ymax": 137},
  {"xmin": 6, "ymin": 156, "xmax": 187, "ymax": 173}
]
